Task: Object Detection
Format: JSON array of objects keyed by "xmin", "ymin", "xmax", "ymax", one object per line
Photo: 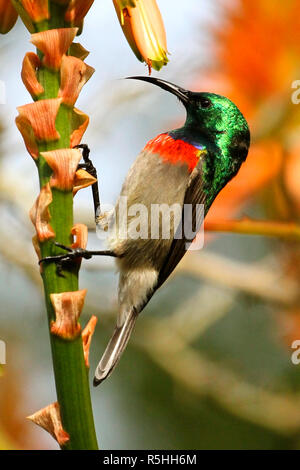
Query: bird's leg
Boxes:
[
  {"xmin": 75, "ymin": 144, "xmax": 112, "ymax": 231},
  {"xmin": 74, "ymin": 144, "xmax": 101, "ymax": 224},
  {"xmin": 39, "ymin": 146, "xmax": 118, "ymax": 275},
  {"xmin": 39, "ymin": 242, "xmax": 118, "ymax": 277}
]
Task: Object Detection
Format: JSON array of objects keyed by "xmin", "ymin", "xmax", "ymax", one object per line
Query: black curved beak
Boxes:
[{"xmin": 126, "ymin": 76, "xmax": 190, "ymax": 106}]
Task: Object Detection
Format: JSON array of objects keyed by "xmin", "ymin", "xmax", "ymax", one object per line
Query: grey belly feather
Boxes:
[
  {"xmin": 108, "ymin": 150, "xmax": 190, "ymax": 272},
  {"xmin": 94, "ymin": 151, "xmax": 190, "ymax": 385}
]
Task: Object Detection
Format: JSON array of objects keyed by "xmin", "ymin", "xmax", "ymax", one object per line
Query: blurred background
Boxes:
[{"xmin": 1, "ymin": 0, "xmax": 300, "ymax": 449}]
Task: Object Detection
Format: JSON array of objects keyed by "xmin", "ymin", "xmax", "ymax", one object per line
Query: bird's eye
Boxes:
[{"xmin": 200, "ymin": 98, "xmax": 212, "ymax": 109}]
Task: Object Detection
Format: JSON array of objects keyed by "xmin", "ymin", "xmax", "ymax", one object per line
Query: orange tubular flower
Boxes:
[
  {"xmin": 113, "ymin": 0, "xmax": 168, "ymax": 73},
  {"xmin": 0, "ymin": 0, "xmax": 18, "ymax": 34},
  {"xmin": 11, "ymin": 0, "xmax": 49, "ymax": 32}
]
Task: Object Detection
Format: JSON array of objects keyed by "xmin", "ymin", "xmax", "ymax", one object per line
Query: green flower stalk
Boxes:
[
  {"xmin": 2, "ymin": 0, "xmax": 170, "ymax": 450},
  {"xmin": 13, "ymin": 0, "xmax": 98, "ymax": 449}
]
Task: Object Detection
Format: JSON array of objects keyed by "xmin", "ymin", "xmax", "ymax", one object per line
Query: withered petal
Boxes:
[
  {"xmin": 29, "ymin": 183, "xmax": 55, "ymax": 242},
  {"xmin": 32, "ymin": 235, "xmax": 41, "ymax": 260},
  {"xmin": 59, "ymin": 55, "xmax": 94, "ymax": 106},
  {"xmin": 73, "ymin": 168, "xmax": 97, "ymax": 196},
  {"xmin": 71, "ymin": 223, "xmax": 88, "ymax": 250},
  {"xmin": 82, "ymin": 315, "xmax": 98, "ymax": 368},
  {"xmin": 31, "ymin": 28, "xmax": 78, "ymax": 69},
  {"xmin": 69, "ymin": 42, "xmax": 90, "ymax": 60},
  {"xmin": 15, "ymin": 114, "xmax": 39, "ymax": 159},
  {"xmin": 17, "ymin": 98, "xmax": 62, "ymax": 142},
  {"xmin": 65, "ymin": 0, "xmax": 94, "ymax": 25},
  {"xmin": 70, "ymin": 108, "xmax": 89, "ymax": 147},
  {"xmin": 27, "ymin": 402, "xmax": 69, "ymax": 447},
  {"xmin": 50, "ymin": 289, "xmax": 87, "ymax": 340},
  {"xmin": 21, "ymin": 52, "xmax": 44, "ymax": 98},
  {"xmin": 41, "ymin": 148, "xmax": 82, "ymax": 191}
]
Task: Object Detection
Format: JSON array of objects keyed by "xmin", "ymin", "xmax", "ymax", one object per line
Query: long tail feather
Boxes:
[{"xmin": 93, "ymin": 308, "xmax": 137, "ymax": 386}]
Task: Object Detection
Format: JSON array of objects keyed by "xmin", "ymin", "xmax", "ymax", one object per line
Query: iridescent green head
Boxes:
[
  {"xmin": 181, "ymin": 91, "xmax": 250, "ymax": 202},
  {"xmin": 184, "ymin": 92, "xmax": 250, "ymax": 156},
  {"xmin": 128, "ymin": 76, "xmax": 249, "ymax": 160},
  {"xmin": 128, "ymin": 76, "xmax": 250, "ymax": 206}
]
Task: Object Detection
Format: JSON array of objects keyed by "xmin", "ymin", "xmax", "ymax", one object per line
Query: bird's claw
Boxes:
[{"xmin": 39, "ymin": 242, "xmax": 92, "ymax": 277}]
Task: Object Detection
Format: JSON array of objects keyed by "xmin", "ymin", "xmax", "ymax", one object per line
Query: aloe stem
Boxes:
[{"xmin": 29, "ymin": 2, "xmax": 98, "ymax": 450}]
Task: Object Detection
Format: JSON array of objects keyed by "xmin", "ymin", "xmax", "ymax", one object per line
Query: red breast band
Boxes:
[{"xmin": 144, "ymin": 133, "xmax": 200, "ymax": 172}]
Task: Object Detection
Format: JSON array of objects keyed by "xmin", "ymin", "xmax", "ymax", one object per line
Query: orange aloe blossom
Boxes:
[
  {"xmin": 0, "ymin": 0, "xmax": 18, "ymax": 34},
  {"xmin": 113, "ymin": 0, "xmax": 168, "ymax": 73}
]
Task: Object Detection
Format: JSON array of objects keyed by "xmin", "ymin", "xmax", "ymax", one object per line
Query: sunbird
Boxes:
[{"xmin": 41, "ymin": 77, "xmax": 250, "ymax": 385}]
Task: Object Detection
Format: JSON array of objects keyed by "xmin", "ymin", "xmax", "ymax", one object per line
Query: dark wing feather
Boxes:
[{"xmin": 156, "ymin": 158, "xmax": 207, "ymax": 289}]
